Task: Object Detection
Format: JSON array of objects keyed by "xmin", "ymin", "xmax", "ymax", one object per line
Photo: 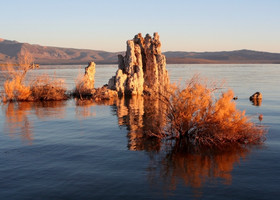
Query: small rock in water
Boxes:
[
  {"xmin": 249, "ymin": 92, "xmax": 262, "ymax": 100},
  {"xmin": 249, "ymin": 92, "xmax": 262, "ymax": 106},
  {"xmin": 259, "ymin": 114, "xmax": 263, "ymax": 122}
]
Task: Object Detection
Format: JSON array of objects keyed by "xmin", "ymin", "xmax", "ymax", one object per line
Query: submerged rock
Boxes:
[{"xmin": 108, "ymin": 33, "xmax": 170, "ymax": 96}]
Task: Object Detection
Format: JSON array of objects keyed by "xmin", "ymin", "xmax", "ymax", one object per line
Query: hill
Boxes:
[
  {"xmin": 164, "ymin": 50, "xmax": 280, "ymax": 64},
  {"xmin": 0, "ymin": 39, "xmax": 120, "ymax": 65},
  {"xmin": 1, "ymin": 38, "xmax": 280, "ymax": 65}
]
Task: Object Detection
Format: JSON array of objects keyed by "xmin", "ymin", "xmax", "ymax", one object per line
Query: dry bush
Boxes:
[
  {"xmin": 1, "ymin": 52, "xmax": 38, "ymax": 102},
  {"xmin": 1, "ymin": 52, "xmax": 68, "ymax": 102},
  {"xmin": 151, "ymin": 75, "xmax": 266, "ymax": 147},
  {"xmin": 30, "ymin": 75, "xmax": 68, "ymax": 101},
  {"xmin": 3, "ymin": 75, "xmax": 32, "ymax": 102}
]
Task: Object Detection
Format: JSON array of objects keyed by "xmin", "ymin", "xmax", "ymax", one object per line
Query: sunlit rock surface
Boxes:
[
  {"xmin": 108, "ymin": 33, "xmax": 170, "ymax": 96},
  {"xmin": 74, "ymin": 61, "xmax": 96, "ymax": 96},
  {"xmin": 84, "ymin": 61, "xmax": 96, "ymax": 90}
]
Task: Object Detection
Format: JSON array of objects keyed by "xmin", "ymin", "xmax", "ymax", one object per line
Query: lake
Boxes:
[{"xmin": 0, "ymin": 64, "xmax": 280, "ymax": 199}]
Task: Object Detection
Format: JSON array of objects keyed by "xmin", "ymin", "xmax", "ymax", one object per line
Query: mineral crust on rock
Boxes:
[
  {"xmin": 74, "ymin": 61, "xmax": 96, "ymax": 96},
  {"xmin": 84, "ymin": 61, "xmax": 96, "ymax": 90},
  {"xmin": 74, "ymin": 61, "xmax": 118, "ymax": 101},
  {"xmin": 108, "ymin": 33, "xmax": 170, "ymax": 96}
]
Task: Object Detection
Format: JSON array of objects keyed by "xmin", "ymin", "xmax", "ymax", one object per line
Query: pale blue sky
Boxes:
[{"xmin": 1, "ymin": 0, "xmax": 280, "ymax": 52}]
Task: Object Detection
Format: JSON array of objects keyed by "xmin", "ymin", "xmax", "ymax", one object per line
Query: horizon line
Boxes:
[{"xmin": 1, "ymin": 37, "xmax": 280, "ymax": 54}]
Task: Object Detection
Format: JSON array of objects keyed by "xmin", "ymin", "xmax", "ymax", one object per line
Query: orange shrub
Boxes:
[
  {"xmin": 3, "ymin": 75, "xmax": 32, "ymax": 102},
  {"xmin": 1, "ymin": 52, "xmax": 68, "ymax": 102},
  {"xmin": 154, "ymin": 75, "xmax": 266, "ymax": 146},
  {"xmin": 30, "ymin": 75, "xmax": 68, "ymax": 101}
]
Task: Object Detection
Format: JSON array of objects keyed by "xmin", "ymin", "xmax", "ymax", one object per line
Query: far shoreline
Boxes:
[{"xmin": 1, "ymin": 60, "xmax": 280, "ymax": 67}]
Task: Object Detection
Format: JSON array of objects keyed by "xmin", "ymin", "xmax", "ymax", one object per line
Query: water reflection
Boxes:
[
  {"xmin": 2, "ymin": 95, "xmax": 257, "ymax": 195},
  {"xmin": 3, "ymin": 102, "xmax": 33, "ymax": 144},
  {"xmin": 147, "ymin": 144, "xmax": 250, "ymax": 197},
  {"xmin": 75, "ymin": 98, "xmax": 117, "ymax": 119},
  {"xmin": 112, "ymin": 96, "xmax": 164, "ymax": 151},
  {"xmin": 250, "ymin": 98, "xmax": 262, "ymax": 106},
  {"xmin": 2, "ymin": 101, "xmax": 66, "ymax": 144},
  {"xmin": 112, "ymin": 95, "xmax": 254, "ymax": 196},
  {"xmin": 75, "ymin": 99, "xmax": 97, "ymax": 119}
]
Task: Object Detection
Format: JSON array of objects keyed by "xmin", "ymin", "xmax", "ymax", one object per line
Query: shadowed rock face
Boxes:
[{"xmin": 108, "ymin": 33, "xmax": 170, "ymax": 96}]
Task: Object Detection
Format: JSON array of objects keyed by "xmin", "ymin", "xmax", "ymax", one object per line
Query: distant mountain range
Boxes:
[{"xmin": 1, "ymin": 38, "xmax": 280, "ymax": 65}]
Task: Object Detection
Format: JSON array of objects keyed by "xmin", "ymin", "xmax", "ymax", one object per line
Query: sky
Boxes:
[{"xmin": 1, "ymin": 0, "xmax": 280, "ymax": 52}]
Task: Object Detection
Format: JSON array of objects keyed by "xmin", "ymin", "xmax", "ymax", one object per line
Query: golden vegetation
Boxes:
[
  {"xmin": 150, "ymin": 75, "xmax": 266, "ymax": 147},
  {"xmin": 1, "ymin": 52, "xmax": 68, "ymax": 102},
  {"xmin": 1, "ymin": 53, "xmax": 266, "ymax": 148},
  {"xmin": 30, "ymin": 75, "xmax": 68, "ymax": 101}
]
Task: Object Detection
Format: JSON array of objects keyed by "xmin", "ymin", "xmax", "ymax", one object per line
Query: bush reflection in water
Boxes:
[
  {"xmin": 110, "ymin": 95, "xmax": 254, "ymax": 196},
  {"xmin": 1, "ymin": 95, "xmax": 259, "ymax": 196},
  {"xmin": 2, "ymin": 101, "xmax": 67, "ymax": 144}
]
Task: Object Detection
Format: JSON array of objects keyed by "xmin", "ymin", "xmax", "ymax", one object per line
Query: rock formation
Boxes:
[
  {"xmin": 74, "ymin": 61, "xmax": 96, "ymax": 96},
  {"xmin": 84, "ymin": 61, "xmax": 96, "ymax": 90},
  {"xmin": 108, "ymin": 33, "xmax": 170, "ymax": 96}
]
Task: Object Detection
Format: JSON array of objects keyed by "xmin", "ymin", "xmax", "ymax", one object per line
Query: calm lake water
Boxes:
[{"xmin": 0, "ymin": 64, "xmax": 280, "ymax": 199}]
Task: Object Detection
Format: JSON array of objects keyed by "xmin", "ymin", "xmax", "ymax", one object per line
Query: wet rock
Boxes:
[
  {"xmin": 249, "ymin": 92, "xmax": 262, "ymax": 100},
  {"xmin": 108, "ymin": 33, "xmax": 170, "ymax": 96},
  {"xmin": 249, "ymin": 92, "xmax": 262, "ymax": 106}
]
